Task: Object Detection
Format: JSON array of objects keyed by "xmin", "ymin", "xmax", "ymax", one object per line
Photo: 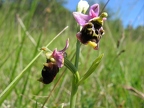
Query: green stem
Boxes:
[
  {"xmin": 75, "ymin": 38, "xmax": 81, "ymax": 68},
  {"xmin": 64, "ymin": 60, "xmax": 79, "ymax": 108},
  {"xmin": 70, "ymin": 39, "xmax": 81, "ymax": 108},
  {"xmin": 64, "ymin": 57, "xmax": 80, "ymax": 108},
  {"xmin": 70, "ymin": 76, "xmax": 79, "ymax": 108}
]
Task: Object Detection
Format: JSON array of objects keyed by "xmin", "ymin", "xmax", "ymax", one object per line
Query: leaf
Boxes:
[{"xmin": 77, "ymin": 54, "xmax": 104, "ymax": 85}]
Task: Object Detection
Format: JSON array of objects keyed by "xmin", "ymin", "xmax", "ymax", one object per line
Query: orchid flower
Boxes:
[
  {"xmin": 39, "ymin": 39, "xmax": 69, "ymax": 84},
  {"xmin": 73, "ymin": 3, "xmax": 108, "ymax": 50},
  {"xmin": 42, "ymin": 39, "xmax": 69, "ymax": 68},
  {"xmin": 51, "ymin": 39, "xmax": 69, "ymax": 68}
]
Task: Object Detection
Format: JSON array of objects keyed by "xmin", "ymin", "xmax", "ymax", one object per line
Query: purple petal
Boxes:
[
  {"xmin": 73, "ymin": 12, "xmax": 90, "ymax": 26},
  {"xmin": 51, "ymin": 39, "xmax": 69, "ymax": 68},
  {"xmin": 89, "ymin": 4, "xmax": 99, "ymax": 18},
  {"xmin": 52, "ymin": 49, "xmax": 64, "ymax": 68},
  {"xmin": 59, "ymin": 39, "xmax": 69, "ymax": 52}
]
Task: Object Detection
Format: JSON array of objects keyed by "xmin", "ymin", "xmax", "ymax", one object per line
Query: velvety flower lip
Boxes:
[
  {"xmin": 51, "ymin": 39, "xmax": 69, "ymax": 68},
  {"xmin": 76, "ymin": 22, "xmax": 104, "ymax": 50},
  {"xmin": 73, "ymin": 4, "xmax": 99, "ymax": 26},
  {"xmin": 39, "ymin": 61, "xmax": 59, "ymax": 84}
]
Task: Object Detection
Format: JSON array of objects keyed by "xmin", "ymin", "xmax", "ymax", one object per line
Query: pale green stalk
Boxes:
[
  {"xmin": 70, "ymin": 77, "xmax": 79, "ymax": 108},
  {"xmin": 70, "ymin": 20, "xmax": 81, "ymax": 108},
  {"xmin": 70, "ymin": 0, "xmax": 89, "ymax": 106},
  {"xmin": 70, "ymin": 40, "xmax": 80, "ymax": 108}
]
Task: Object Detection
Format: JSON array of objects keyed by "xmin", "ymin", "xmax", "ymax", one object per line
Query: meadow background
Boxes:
[{"xmin": 0, "ymin": 0, "xmax": 144, "ymax": 108}]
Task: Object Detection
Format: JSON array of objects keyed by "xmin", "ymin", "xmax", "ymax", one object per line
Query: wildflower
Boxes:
[
  {"xmin": 73, "ymin": 3, "xmax": 108, "ymax": 50},
  {"xmin": 39, "ymin": 39, "xmax": 69, "ymax": 84}
]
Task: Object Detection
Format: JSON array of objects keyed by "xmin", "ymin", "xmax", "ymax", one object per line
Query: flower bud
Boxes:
[{"xmin": 77, "ymin": 0, "xmax": 89, "ymax": 13}]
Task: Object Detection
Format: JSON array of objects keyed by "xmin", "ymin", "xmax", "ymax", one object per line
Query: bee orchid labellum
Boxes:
[{"xmin": 38, "ymin": 59, "xmax": 59, "ymax": 84}]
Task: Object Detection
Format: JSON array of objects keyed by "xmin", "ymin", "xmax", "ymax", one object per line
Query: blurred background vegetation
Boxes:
[{"xmin": 0, "ymin": 0, "xmax": 144, "ymax": 108}]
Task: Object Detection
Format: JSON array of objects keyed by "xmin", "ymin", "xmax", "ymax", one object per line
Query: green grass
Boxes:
[{"xmin": 0, "ymin": 1, "xmax": 144, "ymax": 108}]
